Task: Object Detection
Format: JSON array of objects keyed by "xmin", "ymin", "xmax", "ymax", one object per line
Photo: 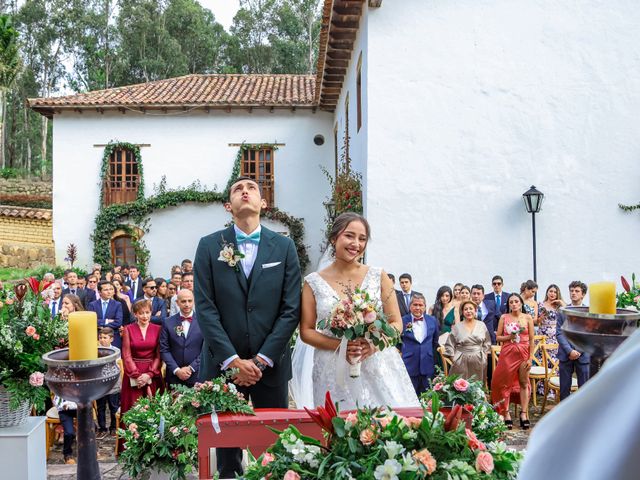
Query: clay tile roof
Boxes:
[
  {"xmin": 0, "ymin": 205, "xmax": 52, "ymax": 221},
  {"xmin": 27, "ymin": 74, "xmax": 316, "ymax": 115}
]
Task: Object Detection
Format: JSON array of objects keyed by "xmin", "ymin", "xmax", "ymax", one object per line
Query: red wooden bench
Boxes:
[{"xmin": 196, "ymin": 407, "xmax": 424, "ymax": 479}]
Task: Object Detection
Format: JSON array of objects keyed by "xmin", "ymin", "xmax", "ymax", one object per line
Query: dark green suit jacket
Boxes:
[{"xmin": 194, "ymin": 225, "xmax": 301, "ymax": 387}]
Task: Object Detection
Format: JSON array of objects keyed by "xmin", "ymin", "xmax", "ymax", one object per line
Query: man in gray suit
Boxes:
[{"xmin": 194, "ymin": 176, "xmax": 301, "ymax": 478}]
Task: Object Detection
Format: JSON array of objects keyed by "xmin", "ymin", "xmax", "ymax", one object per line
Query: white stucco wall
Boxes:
[
  {"xmin": 51, "ymin": 109, "xmax": 333, "ymax": 275},
  {"xmin": 365, "ymin": 0, "xmax": 640, "ymax": 300}
]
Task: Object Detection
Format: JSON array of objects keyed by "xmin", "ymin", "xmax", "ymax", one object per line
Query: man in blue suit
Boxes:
[
  {"xmin": 400, "ymin": 293, "xmax": 440, "ymax": 396},
  {"xmin": 87, "ymin": 281, "xmax": 123, "ymax": 348},
  {"xmin": 556, "ymin": 281, "xmax": 590, "ymax": 400},
  {"xmin": 160, "ymin": 289, "xmax": 203, "ymax": 389},
  {"xmin": 140, "ymin": 277, "xmax": 166, "ymax": 325},
  {"xmin": 484, "ymin": 275, "xmax": 509, "ymax": 331}
]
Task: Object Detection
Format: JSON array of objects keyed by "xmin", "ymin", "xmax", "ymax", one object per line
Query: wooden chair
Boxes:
[
  {"xmin": 437, "ymin": 346, "xmax": 453, "ymax": 376},
  {"xmin": 541, "ymin": 343, "xmax": 578, "ymax": 412},
  {"xmin": 528, "ymin": 336, "xmax": 548, "ymax": 407},
  {"xmin": 490, "ymin": 345, "xmax": 501, "ymax": 374}
]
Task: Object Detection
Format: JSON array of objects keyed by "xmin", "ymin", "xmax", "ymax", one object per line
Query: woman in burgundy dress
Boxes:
[{"xmin": 120, "ymin": 299, "xmax": 164, "ymax": 416}]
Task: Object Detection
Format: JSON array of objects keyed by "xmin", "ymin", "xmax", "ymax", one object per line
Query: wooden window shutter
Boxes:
[
  {"xmin": 104, "ymin": 148, "xmax": 140, "ymax": 206},
  {"xmin": 241, "ymin": 147, "xmax": 275, "ymax": 206}
]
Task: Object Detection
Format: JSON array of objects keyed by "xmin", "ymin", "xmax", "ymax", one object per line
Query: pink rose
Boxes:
[
  {"xmin": 261, "ymin": 452, "xmax": 275, "ymax": 466},
  {"xmin": 32, "ymin": 333, "xmax": 40, "ymax": 341},
  {"xmin": 169, "ymin": 426, "xmax": 179, "ymax": 435},
  {"xmin": 191, "ymin": 400, "xmax": 200, "ymax": 408},
  {"xmin": 364, "ymin": 310, "xmax": 377, "ymax": 324},
  {"xmin": 345, "ymin": 412, "xmax": 358, "ymax": 425},
  {"xmin": 379, "ymin": 416, "xmax": 392, "ymax": 428},
  {"xmin": 29, "ymin": 371, "xmax": 44, "ymax": 387},
  {"xmin": 283, "ymin": 470, "xmax": 300, "ymax": 480},
  {"xmin": 453, "ymin": 378, "xmax": 469, "ymax": 392},
  {"xmin": 465, "ymin": 428, "xmax": 486, "ymax": 451},
  {"xmin": 405, "ymin": 416, "xmax": 422, "ymax": 429},
  {"xmin": 433, "ymin": 383, "xmax": 444, "ymax": 391},
  {"xmin": 413, "ymin": 448, "xmax": 437, "ymax": 474},
  {"xmin": 475, "ymin": 451, "xmax": 494, "ymax": 474},
  {"xmin": 25, "ymin": 326, "xmax": 36, "ymax": 337},
  {"xmin": 128, "ymin": 423, "xmax": 138, "ymax": 432},
  {"xmin": 359, "ymin": 428, "xmax": 377, "ymax": 446}
]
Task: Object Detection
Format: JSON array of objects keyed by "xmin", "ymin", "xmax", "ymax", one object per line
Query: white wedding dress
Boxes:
[{"xmin": 294, "ymin": 266, "xmax": 419, "ymax": 410}]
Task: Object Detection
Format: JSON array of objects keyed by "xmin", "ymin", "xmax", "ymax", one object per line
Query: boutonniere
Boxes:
[
  {"xmin": 175, "ymin": 325, "xmax": 184, "ymax": 337},
  {"xmin": 405, "ymin": 322, "xmax": 414, "ymax": 332},
  {"xmin": 218, "ymin": 236, "xmax": 245, "ymax": 271}
]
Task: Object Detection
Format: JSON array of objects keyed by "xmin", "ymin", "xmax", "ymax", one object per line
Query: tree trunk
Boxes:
[
  {"xmin": 23, "ymin": 105, "xmax": 31, "ymax": 171},
  {"xmin": 40, "ymin": 115, "xmax": 48, "ymax": 178},
  {"xmin": 0, "ymin": 89, "xmax": 5, "ymax": 169}
]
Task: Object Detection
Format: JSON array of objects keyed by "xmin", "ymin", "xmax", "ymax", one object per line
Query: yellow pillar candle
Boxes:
[
  {"xmin": 68, "ymin": 311, "xmax": 98, "ymax": 360},
  {"xmin": 589, "ymin": 282, "xmax": 617, "ymax": 315}
]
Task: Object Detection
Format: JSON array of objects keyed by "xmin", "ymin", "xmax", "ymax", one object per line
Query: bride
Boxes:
[{"xmin": 294, "ymin": 212, "xmax": 419, "ymax": 409}]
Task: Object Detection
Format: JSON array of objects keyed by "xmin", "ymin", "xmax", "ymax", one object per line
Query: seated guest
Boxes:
[
  {"xmin": 445, "ymin": 300, "xmax": 491, "ymax": 383},
  {"xmin": 160, "ymin": 289, "xmax": 203, "ymax": 389},
  {"xmin": 141, "ymin": 277, "xmax": 166, "ymax": 325},
  {"xmin": 112, "ymin": 278, "xmax": 132, "ymax": 326},
  {"xmin": 400, "ymin": 293, "xmax": 440, "ymax": 396},
  {"xmin": 170, "ymin": 272, "xmax": 193, "ymax": 316},
  {"xmin": 53, "ymin": 395, "xmax": 77, "ymax": 464},
  {"xmin": 120, "ymin": 299, "xmax": 164, "ymax": 417},
  {"xmin": 96, "ymin": 327, "xmax": 121, "ymax": 439},
  {"xmin": 87, "ymin": 281, "xmax": 123, "ymax": 348},
  {"xmin": 60, "ymin": 294, "xmax": 84, "ymax": 320},
  {"xmin": 555, "ymin": 281, "xmax": 590, "ymax": 400}
]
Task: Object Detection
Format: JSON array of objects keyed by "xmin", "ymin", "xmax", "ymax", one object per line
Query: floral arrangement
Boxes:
[
  {"xmin": 0, "ymin": 279, "xmax": 68, "ymax": 410},
  {"xmin": 243, "ymin": 391, "xmax": 523, "ymax": 479},
  {"xmin": 318, "ymin": 285, "xmax": 400, "ymax": 377},
  {"xmin": 118, "ymin": 373, "xmax": 253, "ymax": 480},
  {"xmin": 618, "ymin": 274, "xmax": 640, "ymax": 310},
  {"xmin": 471, "ymin": 402, "xmax": 507, "ymax": 444},
  {"xmin": 218, "ymin": 237, "xmax": 245, "ymax": 271},
  {"xmin": 504, "ymin": 323, "xmax": 525, "ymax": 343},
  {"xmin": 423, "ymin": 372, "xmax": 487, "ymax": 408}
]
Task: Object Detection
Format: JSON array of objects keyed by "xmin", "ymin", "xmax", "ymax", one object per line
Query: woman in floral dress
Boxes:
[{"xmin": 535, "ymin": 284, "xmax": 566, "ymax": 394}]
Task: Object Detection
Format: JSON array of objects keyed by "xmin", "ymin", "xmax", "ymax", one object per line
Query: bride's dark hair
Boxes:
[{"xmin": 329, "ymin": 212, "xmax": 371, "ymax": 253}]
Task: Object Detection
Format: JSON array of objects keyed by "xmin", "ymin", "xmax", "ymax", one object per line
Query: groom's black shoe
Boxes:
[{"xmin": 217, "ymin": 447, "xmax": 243, "ymax": 478}]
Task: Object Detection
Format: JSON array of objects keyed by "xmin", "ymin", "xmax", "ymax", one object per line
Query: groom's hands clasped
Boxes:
[{"xmin": 230, "ymin": 357, "xmax": 263, "ymax": 386}]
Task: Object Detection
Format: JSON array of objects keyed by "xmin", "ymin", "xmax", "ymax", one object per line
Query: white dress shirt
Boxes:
[
  {"xmin": 222, "ymin": 224, "xmax": 272, "ymax": 370},
  {"xmin": 411, "ymin": 315, "xmax": 427, "ymax": 343},
  {"xmin": 50, "ymin": 297, "xmax": 62, "ymax": 317}
]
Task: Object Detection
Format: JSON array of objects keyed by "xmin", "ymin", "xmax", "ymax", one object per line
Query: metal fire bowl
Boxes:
[
  {"xmin": 42, "ymin": 347, "xmax": 120, "ymax": 405},
  {"xmin": 560, "ymin": 306, "xmax": 640, "ymax": 358}
]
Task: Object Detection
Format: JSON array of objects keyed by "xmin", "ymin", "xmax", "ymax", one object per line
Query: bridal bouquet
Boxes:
[
  {"xmin": 504, "ymin": 323, "xmax": 525, "ymax": 343},
  {"xmin": 318, "ymin": 285, "xmax": 400, "ymax": 378}
]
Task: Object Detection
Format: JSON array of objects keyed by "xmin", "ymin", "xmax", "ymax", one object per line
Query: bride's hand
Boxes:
[
  {"xmin": 356, "ymin": 338, "xmax": 375, "ymax": 361},
  {"xmin": 346, "ymin": 340, "xmax": 363, "ymax": 364}
]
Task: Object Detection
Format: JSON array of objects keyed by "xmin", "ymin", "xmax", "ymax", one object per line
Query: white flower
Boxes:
[
  {"xmin": 228, "ymin": 259, "xmax": 237, "ymax": 267},
  {"xmin": 212, "ymin": 384, "xmax": 221, "ymax": 392},
  {"xmin": 401, "ymin": 452, "xmax": 419, "ymax": 472},
  {"xmin": 218, "ymin": 245, "xmax": 235, "ymax": 262},
  {"xmin": 383, "ymin": 441, "xmax": 405, "ymax": 459},
  {"xmin": 374, "ymin": 459, "xmax": 403, "ymax": 480}
]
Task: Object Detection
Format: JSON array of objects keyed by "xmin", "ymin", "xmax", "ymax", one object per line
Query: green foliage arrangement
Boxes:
[
  {"xmin": 243, "ymin": 392, "xmax": 523, "ymax": 480},
  {"xmin": 93, "ymin": 142, "xmax": 310, "ymax": 273},
  {"xmin": 0, "ymin": 279, "xmax": 68, "ymax": 410},
  {"xmin": 118, "ymin": 374, "xmax": 253, "ymax": 480},
  {"xmin": 422, "ymin": 372, "xmax": 487, "ymax": 408},
  {"xmin": 617, "ymin": 274, "xmax": 640, "ymax": 310}
]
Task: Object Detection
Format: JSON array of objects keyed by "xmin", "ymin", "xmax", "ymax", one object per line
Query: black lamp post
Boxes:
[
  {"xmin": 325, "ymin": 199, "xmax": 336, "ymax": 223},
  {"xmin": 522, "ymin": 185, "xmax": 544, "ymax": 284}
]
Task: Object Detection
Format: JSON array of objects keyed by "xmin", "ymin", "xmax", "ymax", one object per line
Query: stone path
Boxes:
[{"xmin": 46, "ymin": 404, "xmax": 552, "ymax": 478}]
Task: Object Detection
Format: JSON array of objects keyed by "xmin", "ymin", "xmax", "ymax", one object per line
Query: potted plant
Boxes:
[
  {"xmin": 0, "ymin": 278, "xmax": 68, "ymax": 427},
  {"xmin": 118, "ymin": 375, "xmax": 253, "ymax": 480}
]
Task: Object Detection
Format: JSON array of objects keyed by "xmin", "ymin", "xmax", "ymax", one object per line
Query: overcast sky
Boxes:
[{"xmin": 198, "ymin": 0, "xmax": 240, "ymax": 30}]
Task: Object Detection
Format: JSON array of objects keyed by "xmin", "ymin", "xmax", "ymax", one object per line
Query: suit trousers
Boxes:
[
  {"xmin": 409, "ymin": 374, "xmax": 431, "ymax": 397},
  {"xmin": 96, "ymin": 393, "xmax": 120, "ymax": 430},
  {"xmin": 559, "ymin": 359, "xmax": 589, "ymax": 401},
  {"xmin": 59, "ymin": 409, "xmax": 77, "ymax": 457},
  {"xmin": 217, "ymin": 378, "xmax": 289, "ymax": 478}
]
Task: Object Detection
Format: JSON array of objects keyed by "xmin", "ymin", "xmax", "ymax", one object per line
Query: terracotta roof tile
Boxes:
[
  {"xmin": 0, "ymin": 205, "xmax": 52, "ymax": 220},
  {"xmin": 28, "ymin": 74, "xmax": 316, "ymax": 113}
]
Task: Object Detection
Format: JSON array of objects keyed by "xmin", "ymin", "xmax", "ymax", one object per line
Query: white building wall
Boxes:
[
  {"xmin": 51, "ymin": 109, "xmax": 333, "ymax": 275},
  {"xmin": 365, "ymin": 0, "xmax": 640, "ymax": 300}
]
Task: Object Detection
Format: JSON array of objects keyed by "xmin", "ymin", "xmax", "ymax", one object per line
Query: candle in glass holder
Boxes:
[
  {"xmin": 68, "ymin": 311, "xmax": 98, "ymax": 360},
  {"xmin": 589, "ymin": 282, "xmax": 616, "ymax": 315}
]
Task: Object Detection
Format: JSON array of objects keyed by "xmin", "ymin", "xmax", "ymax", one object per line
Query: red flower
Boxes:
[
  {"xmin": 621, "ymin": 276, "xmax": 631, "ymax": 292},
  {"xmin": 444, "ymin": 404, "xmax": 463, "ymax": 432},
  {"xmin": 304, "ymin": 391, "xmax": 337, "ymax": 436},
  {"xmin": 14, "ymin": 283, "xmax": 27, "ymax": 301},
  {"xmin": 464, "ymin": 404, "xmax": 474, "ymax": 412},
  {"xmin": 25, "ymin": 276, "xmax": 53, "ymax": 294}
]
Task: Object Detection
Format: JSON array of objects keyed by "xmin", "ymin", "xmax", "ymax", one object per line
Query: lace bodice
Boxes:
[{"xmin": 305, "ymin": 267, "xmax": 381, "ymax": 337}]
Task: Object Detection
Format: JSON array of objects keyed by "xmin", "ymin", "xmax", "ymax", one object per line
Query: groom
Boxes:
[{"xmin": 194, "ymin": 176, "xmax": 302, "ymax": 478}]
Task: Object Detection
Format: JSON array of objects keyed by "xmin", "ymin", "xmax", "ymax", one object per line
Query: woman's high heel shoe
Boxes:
[
  {"xmin": 504, "ymin": 418, "xmax": 513, "ymax": 430},
  {"xmin": 520, "ymin": 415, "xmax": 530, "ymax": 430}
]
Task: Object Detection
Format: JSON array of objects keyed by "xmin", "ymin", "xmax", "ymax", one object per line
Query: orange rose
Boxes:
[
  {"xmin": 413, "ymin": 448, "xmax": 437, "ymax": 475},
  {"xmin": 359, "ymin": 428, "xmax": 377, "ymax": 446},
  {"xmin": 465, "ymin": 428, "xmax": 486, "ymax": 451},
  {"xmin": 475, "ymin": 451, "xmax": 494, "ymax": 474}
]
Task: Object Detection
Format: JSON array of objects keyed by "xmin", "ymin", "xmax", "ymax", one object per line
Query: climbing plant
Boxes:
[{"xmin": 92, "ymin": 143, "xmax": 309, "ymax": 274}]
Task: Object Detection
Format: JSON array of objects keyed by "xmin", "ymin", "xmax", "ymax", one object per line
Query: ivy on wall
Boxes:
[
  {"xmin": 99, "ymin": 142, "xmax": 145, "ymax": 206},
  {"xmin": 92, "ymin": 143, "xmax": 309, "ymax": 274}
]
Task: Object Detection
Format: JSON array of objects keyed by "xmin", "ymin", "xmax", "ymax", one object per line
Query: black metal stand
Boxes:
[
  {"xmin": 77, "ymin": 403, "xmax": 100, "ymax": 480},
  {"xmin": 531, "ymin": 212, "xmax": 537, "ymax": 285}
]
